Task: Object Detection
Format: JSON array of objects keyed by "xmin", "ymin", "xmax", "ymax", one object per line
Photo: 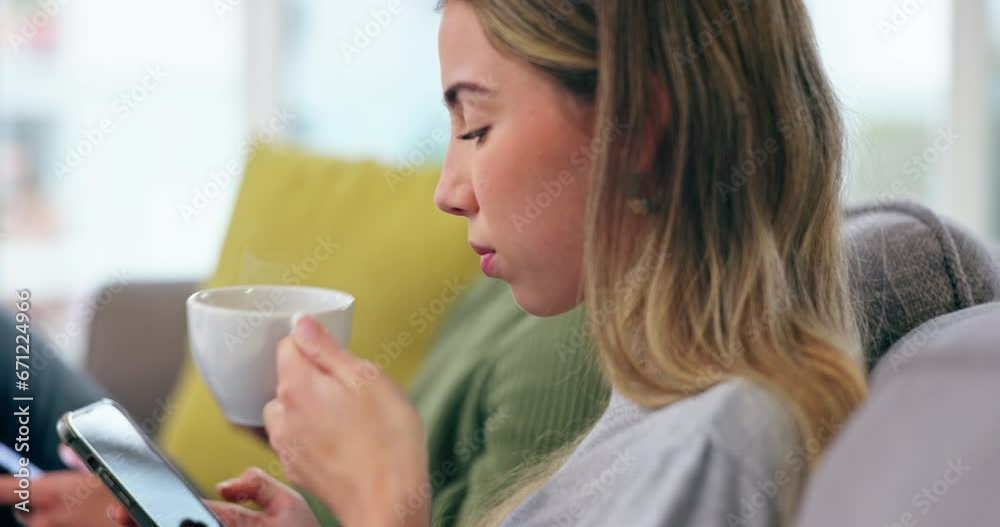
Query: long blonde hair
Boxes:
[{"xmin": 444, "ymin": 0, "xmax": 868, "ymax": 523}]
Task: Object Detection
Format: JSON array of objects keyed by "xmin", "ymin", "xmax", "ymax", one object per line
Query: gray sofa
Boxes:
[
  {"xmin": 79, "ymin": 201, "xmax": 1000, "ymax": 524},
  {"xmin": 798, "ymin": 302, "xmax": 1000, "ymax": 526},
  {"xmin": 794, "ymin": 202, "xmax": 1000, "ymax": 525},
  {"xmin": 84, "ymin": 280, "xmax": 197, "ymax": 436}
]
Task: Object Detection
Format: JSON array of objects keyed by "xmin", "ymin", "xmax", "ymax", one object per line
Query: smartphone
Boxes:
[{"xmin": 57, "ymin": 399, "xmax": 223, "ymax": 527}]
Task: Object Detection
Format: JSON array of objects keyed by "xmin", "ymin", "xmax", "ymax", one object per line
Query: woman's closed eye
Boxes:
[{"xmin": 457, "ymin": 126, "xmax": 491, "ymax": 146}]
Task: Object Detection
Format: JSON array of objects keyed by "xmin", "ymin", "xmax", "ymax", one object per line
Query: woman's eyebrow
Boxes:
[{"xmin": 442, "ymin": 81, "xmax": 496, "ymax": 112}]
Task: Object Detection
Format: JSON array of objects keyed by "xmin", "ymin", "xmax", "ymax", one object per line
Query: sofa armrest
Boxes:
[{"xmin": 85, "ymin": 280, "xmax": 198, "ymax": 436}]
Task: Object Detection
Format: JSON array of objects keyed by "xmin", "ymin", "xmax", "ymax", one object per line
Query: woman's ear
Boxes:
[{"xmin": 635, "ymin": 80, "xmax": 670, "ymax": 173}]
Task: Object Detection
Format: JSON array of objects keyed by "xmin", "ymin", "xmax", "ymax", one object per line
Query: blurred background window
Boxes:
[
  {"xmin": 991, "ymin": 0, "xmax": 1000, "ymax": 229},
  {"xmin": 806, "ymin": 0, "xmax": 953, "ymax": 210},
  {"xmin": 0, "ymin": 0, "xmax": 248, "ymax": 362},
  {"xmin": 1, "ymin": 0, "xmax": 996, "ymax": 362},
  {"xmin": 280, "ymin": 0, "xmax": 448, "ymax": 163}
]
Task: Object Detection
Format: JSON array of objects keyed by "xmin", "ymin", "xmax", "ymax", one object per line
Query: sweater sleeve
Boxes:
[{"xmin": 431, "ymin": 309, "xmax": 610, "ymax": 526}]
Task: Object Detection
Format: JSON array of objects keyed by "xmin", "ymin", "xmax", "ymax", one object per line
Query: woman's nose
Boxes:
[{"xmin": 434, "ymin": 164, "xmax": 478, "ymax": 218}]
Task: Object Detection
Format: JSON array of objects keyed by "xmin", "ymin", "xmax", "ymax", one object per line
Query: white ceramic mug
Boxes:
[{"xmin": 186, "ymin": 285, "xmax": 355, "ymax": 425}]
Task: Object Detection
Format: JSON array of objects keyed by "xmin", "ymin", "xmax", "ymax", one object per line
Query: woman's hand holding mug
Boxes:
[
  {"xmin": 114, "ymin": 288, "xmax": 428, "ymax": 526},
  {"xmin": 263, "ymin": 315, "xmax": 430, "ymax": 527},
  {"xmin": 111, "ymin": 315, "xmax": 429, "ymax": 527}
]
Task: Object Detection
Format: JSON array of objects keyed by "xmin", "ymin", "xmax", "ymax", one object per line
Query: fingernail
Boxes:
[
  {"xmin": 215, "ymin": 478, "xmax": 236, "ymax": 491},
  {"xmin": 290, "ymin": 311, "xmax": 306, "ymax": 332},
  {"xmin": 293, "ymin": 313, "xmax": 321, "ymax": 343}
]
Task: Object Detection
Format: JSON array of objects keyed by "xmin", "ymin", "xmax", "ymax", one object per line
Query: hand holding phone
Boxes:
[
  {"xmin": 57, "ymin": 399, "xmax": 223, "ymax": 527},
  {"xmin": 106, "ymin": 467, "xmax": 324, "ymax": 527}
]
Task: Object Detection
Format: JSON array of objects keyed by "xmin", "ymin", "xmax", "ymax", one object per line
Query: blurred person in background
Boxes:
[{"xmin": 0, "ymin": 310, "xmax": 108, "ymax": 525}]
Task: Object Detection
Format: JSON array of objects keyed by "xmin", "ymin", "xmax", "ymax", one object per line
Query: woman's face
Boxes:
[{"xmin": 436, "ymin": 1, "xmax": 597, "ymax": 316}]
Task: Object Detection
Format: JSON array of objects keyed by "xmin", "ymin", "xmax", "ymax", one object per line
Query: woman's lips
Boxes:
[
  {"xmin": 470, "ymin": 242, "xmax": 498, "ymax": 277},
  {"xmin": 479, "ymin": 252, "xmax": 497, "ymax": 277}
]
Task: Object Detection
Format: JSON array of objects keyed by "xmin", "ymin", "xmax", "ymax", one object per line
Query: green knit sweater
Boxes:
[
  {"xmin": 409, "ymin": 278, "xmax": 610, "ymax": 525},
  {"xmin": 307, "ymin": 277, "xmax": 610, "ymax": 526}
]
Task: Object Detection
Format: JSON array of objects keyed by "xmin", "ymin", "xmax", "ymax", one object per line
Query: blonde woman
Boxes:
[{"xmin": 113, "ymin": 0, "xmax": 868, "ymax": 525}]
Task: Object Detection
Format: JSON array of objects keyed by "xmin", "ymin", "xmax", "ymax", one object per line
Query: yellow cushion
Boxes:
[{"xmin": 158, "ymin": 145, "xmax": 478, "ymax": 494}]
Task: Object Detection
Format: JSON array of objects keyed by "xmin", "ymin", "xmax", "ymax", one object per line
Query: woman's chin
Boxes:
[{"xmin": 509, "ymin": 282, "xmax": 581, "ymax": 317}]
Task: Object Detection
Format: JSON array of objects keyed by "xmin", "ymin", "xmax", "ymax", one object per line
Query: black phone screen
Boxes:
[{"xmin": 63, "ymin": 400, "xmax": 221, "ymax": 527}]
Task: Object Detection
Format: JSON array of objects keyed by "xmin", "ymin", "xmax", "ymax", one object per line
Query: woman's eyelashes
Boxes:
[{"xmin": 457, "ymin": 126, "xmax": 491, "ymax": 146}]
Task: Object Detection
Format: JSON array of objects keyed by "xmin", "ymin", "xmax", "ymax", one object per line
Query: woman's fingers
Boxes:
[
  {"xmin": 276, "ymin": 336, "xmax": 314, "ymax": 391},
  {"xmin": 107, "ymin": 494, "xmax": 264, "ymax": 527},
  {"xmin": 215, "ymin": 467, "xmax": 277, "ymax": 507},
  {"xmin": 262, "ymin": 400, "xmax": 301, "ymax": 478},
  {"xmin": 215, "ymin": 467, "xmax": 295, "ymax": 511},
  {"xmin": 275, "ymin": 316, "xmax": 353, "ymax": 395},
  {"xmin": 262, "ymin": 399, "xmax": 286, "ymax": 434},
  {"xmin": 291, "ymin": 315, "xmax": 354, "ymax": 376},
  {"xmin": 107, "ymin": 502, "xmax": 138, "ymax": 526},
  {"xmin": 203, "ymin": 500, "xmax": 267, "ymax": 527},
  {"xmin": 58, "ymin": 444, "xmax": 87, "ymax": 472}
]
